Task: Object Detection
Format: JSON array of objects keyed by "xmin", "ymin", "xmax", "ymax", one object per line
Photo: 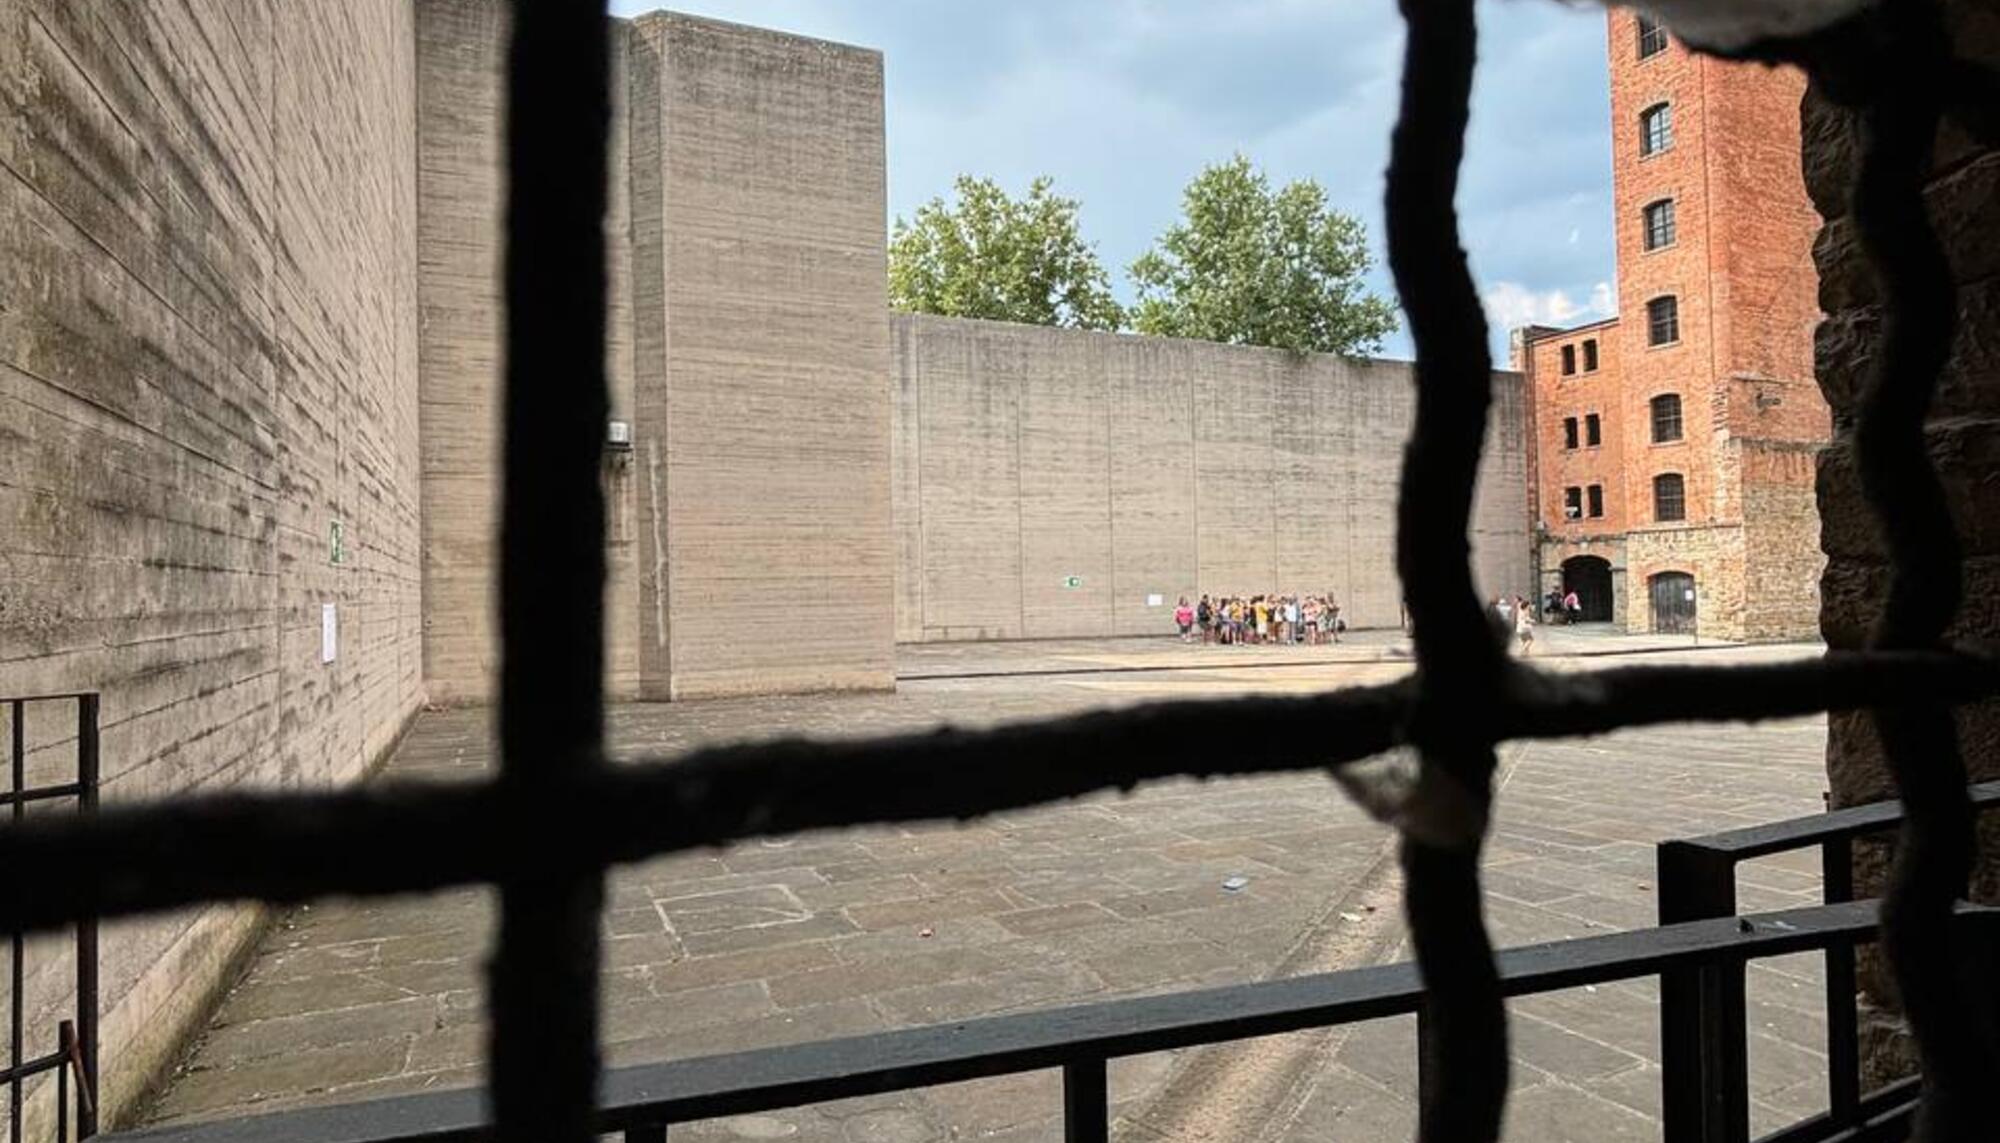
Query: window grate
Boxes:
[{"xmin": 3, "ymin": 3, "xmax": 1997, "ymax": 1143}]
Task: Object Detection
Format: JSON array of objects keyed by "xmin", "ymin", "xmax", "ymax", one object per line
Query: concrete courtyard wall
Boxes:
[
  {"xmin": 0, "ymin": 0, "xmax": 423, "ymax": 1124},
  {"xmin": 892, "ymin": 314, "xmax": 1532, "ymax": 640}
]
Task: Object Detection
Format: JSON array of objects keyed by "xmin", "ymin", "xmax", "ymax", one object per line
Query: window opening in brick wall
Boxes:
[
  {"xmin": 1637, "ymin": 15, "xmax": 1668, "ymax": 59},
  {"xmin": 1648, "ymin": 296, "xmax": 1680, "ymax": 346},
  {"xmin": 1644, "ymin": 198, "xmax": 1677, "ymax": 250},
  {"xmin": 1564, "ymin": 486, "xmax": 1583, "ymax": 519},
  {"xmin": 1561, "ymin": 344, "xmax": 1577, "ymax": 375},
  {"xmin": 1586, "ymin": 413, "xmax": 1602, "ymax": 447},
  {"xmin": 1654, "ymin": 472, "xmax": 1687, "ymax": 522},
  {"xmin": 1641, "ymin": 102, "xmax": 1673, "ymax": 157},
  {"xmin": 1652, "ymin": 393, "xmax": 1684, "ymax": 443},
  {"xmin": 1564, "ymin": 417, "xmax": 1580, "ymax": 449},
  {"xmin": 1587, "ymin": 484, "xmax": 1604, "ymax": 518},
  {"xmin": 1583, "ymin": 338, "xmax": 1599, "ymax": 372}
]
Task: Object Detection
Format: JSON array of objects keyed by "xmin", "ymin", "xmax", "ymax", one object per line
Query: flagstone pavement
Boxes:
[{"xmin": 142, "ymin": 633, "xmax": 1843, "ymax": 1141}]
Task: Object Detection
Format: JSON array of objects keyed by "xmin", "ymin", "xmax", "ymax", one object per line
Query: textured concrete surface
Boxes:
[
  {"xmin": 144, "ymin": 639, "xmax": 1837, "ymax": 1142},
  {"xmin": 0, "ymin": 1, "xmax": 423, "ymax": 1125},
  {"xmin": 892, "ymin": 315, "xmax": 1532, "ymax": 642},
  {"xmin": 630, "ymin": 12, "xmax": 895, "ymax": 700}
]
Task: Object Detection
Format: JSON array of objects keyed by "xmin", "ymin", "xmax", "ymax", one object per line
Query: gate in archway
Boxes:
[
  {"xmin": 1560, "ymin": 556, "xmax": 1614, "ymax": 622},
  {"xmin": 1650, "ymin": 571, "xmax": 1697, "ymax": 634}
]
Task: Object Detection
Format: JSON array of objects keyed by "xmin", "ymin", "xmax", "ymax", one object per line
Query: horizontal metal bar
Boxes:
[
  {"xmin": 0, "ymin": 783, "xmax": 86, "ymax": 809},
  {"xmin": 110, "ymin": 900, "xmax": 1968, "ymax": 1143},
  {"xmin": 0, "ymin": 1047, "xmax": 71, "ymax": 1086},
  {"xmin": 5, "ymin": 652, "xmax": 1997, "ymax": 935},
  {"xmin": 1750, "ymin": 1075, "xmax": 1922, "ymax": 1143},
  {"xmin": 1670, "ymin": 780, "xmax": 2000, "ymax": 860}
]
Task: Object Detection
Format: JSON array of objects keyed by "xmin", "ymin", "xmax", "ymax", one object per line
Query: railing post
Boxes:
[
  {"xmin": 1822, "ymin": 835, "xmax": 1859, "ymax": 1127},
  {"xmin": 622, "ymin": 1126, "xmax": 666, "ymax": 1143},
  {"xmin": 1063, "ymin": 1058, "xmax": 1109, "ymax": 1143},
  {"xmin": 75, "ymin": 694, "xmax": 99, "ymax": 1139},
  {"xmin": 1659, "ymin": 840, "xmax": 1746, "ymax": 1143}
]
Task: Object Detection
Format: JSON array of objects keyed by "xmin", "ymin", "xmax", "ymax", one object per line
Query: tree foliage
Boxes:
[
  {"xmin": 1129, "ymin": 155, "xmax": 1399, "ymax": 355},
  {"xmin": 889, "ymin": 175, "xmax": 1125, "ymax": 330}
]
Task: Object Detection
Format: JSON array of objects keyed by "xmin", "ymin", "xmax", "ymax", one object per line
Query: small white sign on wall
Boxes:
[
  {"xmin": 322, "ymin": 603, "xmax": 338, "ymax": 664},
  {"xmin": 1146, "ymin": 594, "xmax": 1164, "ymax": 607}
]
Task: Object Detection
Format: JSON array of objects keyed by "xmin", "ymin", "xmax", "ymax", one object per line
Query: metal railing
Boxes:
[
  {"xmin": 1659, "ymin": 782, "xmax": 2000, "ymax": 1143},
  {"xmin": 3, "ymin": 694, "xmax": 100, "ymax": 1143}
]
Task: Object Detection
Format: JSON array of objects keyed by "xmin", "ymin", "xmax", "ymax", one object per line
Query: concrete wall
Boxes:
[
  {"xmin": 0, "ymin": 0, "xmax": 423, "ymax": 1124},
  {"xmin": 415, "ymin": 0, "xmax": 641, "ymax": 704},
  {"xmin": 893, "ymin": 314, "xmax": 1532, "ymax": 639},
  {"xmin": 1809, "ymin": 0, "xmax": 2000, "ymax": 1081},
  {"xmin": 629, "ymin": 13, "xmax": 894, "ymax": 698}
]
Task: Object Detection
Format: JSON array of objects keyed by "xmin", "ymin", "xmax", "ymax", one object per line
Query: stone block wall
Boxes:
[
  {"xmin": 1808, "ymin": 0, "xmax": 2000, "ymax": 1079},
  {"xmin": 0, "ymin": 0, "xmax": 423, "ymax": 1124},
  {"xmin": 892, "ymin": 314, "xmax": 1532, "ymax": 640}
]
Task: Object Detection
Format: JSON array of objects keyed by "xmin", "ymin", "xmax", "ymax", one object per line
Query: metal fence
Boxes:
[{"xmin": 3, "ymin": 2, "xmax": 1999, "ymax": 1142}]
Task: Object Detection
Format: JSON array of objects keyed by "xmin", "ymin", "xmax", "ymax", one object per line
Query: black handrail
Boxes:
[{"xmin": 110, "ymin": 899, "xmax": 1989, "ymax": 1143}]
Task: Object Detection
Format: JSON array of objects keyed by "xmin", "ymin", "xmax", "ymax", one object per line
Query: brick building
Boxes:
[{"xmin": 1516, "ymin": 11, "xmax": 1828, "ymax": 641}]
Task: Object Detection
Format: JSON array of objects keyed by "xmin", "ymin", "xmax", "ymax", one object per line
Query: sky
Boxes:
[{"xmin": 610, "ymin": 0, "xmax": 1620, "ymax": 360}]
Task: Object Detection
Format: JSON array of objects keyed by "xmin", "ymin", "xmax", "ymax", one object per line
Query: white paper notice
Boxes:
[
  {"xmin": 1147, "ymin": 594, "xmax": 1164, "ymax": 607},
  {"xmin": 322, "ymin": 603, "xmax": 338, "ymax": 664}
]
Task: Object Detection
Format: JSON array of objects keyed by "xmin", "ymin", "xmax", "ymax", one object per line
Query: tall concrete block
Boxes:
[
  {"xmin": 892, "ymin": 316, "xmax": 1532, "ymax": 639},
  {"xmin": 630, "ymin": 13, "xmax": 893, "ymax": 697},
  {"xmin": 0, "ymin": 0, "xmax": 423, "ymax": 1124},
  {"xmin": 416, "ymin": 0, "xmax": 641, "ymax": 704}
]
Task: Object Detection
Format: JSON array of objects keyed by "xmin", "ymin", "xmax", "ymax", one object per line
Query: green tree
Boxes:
[
  {"xmin": 1129, "ymin": 155, "xmax": 1399, "ymax": 355},
  {"xmin": 889, "ymin": 175, "xmax": 1125, "ymax": 330}
]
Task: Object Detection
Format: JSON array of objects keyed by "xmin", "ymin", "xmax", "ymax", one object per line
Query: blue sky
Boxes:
[{"xmin": 611, "ymin": 1, "xmax": 1620, "ymax": 360}]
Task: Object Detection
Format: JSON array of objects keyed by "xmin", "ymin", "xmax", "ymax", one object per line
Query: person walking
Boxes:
[
  {"xmin": 1174, "ymin": 597, "xmax": 1195, "ymax": 643},
  {"xmin": 1514, "ymin": 595, "xmax": 1536, "ymax": 655},
  {"xmin": 1564, "ymin": 588, "xmax": 1582, "ymax": 625}
]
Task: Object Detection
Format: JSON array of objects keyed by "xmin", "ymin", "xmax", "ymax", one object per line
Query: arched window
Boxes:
[
  {"xmin": 1643, "ymin": 198, "xmax": 1676, "ymax": 250},
  {"xmin": 1637, "ymin": 15, "xmax": 1669, "ymax": 59},
  {"xmin": 1651, "ymin": 393, "xmax": 1684, "ymax": 443},
  {"xmin": 1647, "ymin": 295, "xmax": 1680, "ymax": 346},
  {"xmin": 1654, "ymin": 472, "xmax": 1687, "ymax": 522},
  {"xmin": 1641, "ymin": 103, "xmax": 1673, "ymax": 157}
]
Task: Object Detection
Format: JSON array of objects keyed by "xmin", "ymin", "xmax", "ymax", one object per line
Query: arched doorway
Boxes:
[
  {"xmin": 1649, "ymin": 571, "xmax": 1697, "ymax": 634},
  {"xmin": 1560, "ymin": 556, "xmax": 1614, "ymax": 622}
]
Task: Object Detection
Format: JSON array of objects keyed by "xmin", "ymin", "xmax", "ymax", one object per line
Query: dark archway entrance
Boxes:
[
  {"xmin": 1650, "ymin": 571, "xmax": 1697, "ymax": 634},
  {"xmin": 1561, "ymin": 556, "xmax": 1614, "ymax": 622}
]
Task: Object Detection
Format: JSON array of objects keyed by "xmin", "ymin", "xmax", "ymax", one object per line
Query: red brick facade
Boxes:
[{"xmin": 1518, "ymin": 11, "xmax": 1828, "ymax": 640}]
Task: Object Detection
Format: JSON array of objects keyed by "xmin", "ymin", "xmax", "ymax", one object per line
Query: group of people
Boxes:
[
  {"xmin": 1541, "ymin": 588, "xmax": 1587, "ymax": 624},
  {"xmin": 1173, "ymin": 594, "xmax": 1345, "ymax": 645}
]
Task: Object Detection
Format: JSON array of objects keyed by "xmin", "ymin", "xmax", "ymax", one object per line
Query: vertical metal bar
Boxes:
[
  {"xmin": 74, "ymin": 696, "xmax": 98, "ymax": 1139},
  {"xmin": 491, "ymin": 4, "xmax": 612, "ymax": 1143},
  {"xmin": 1658, "ymin": 841, "xmax": 1740, "ymax": 1143},
  {"xmin": 1822, "ymin": 836, "xmax": 1859, "ymax": 1124},
  {"xmin": 622, "ymin": 1127, "xmax": 666, "ymax": 1143},
  {"xmin": 11, "ymin": 699, "xmax": 24, "ymax": 1143},
  {"xmin": 1062, "ymin": 1058, "xmax": 1109, "ymax": 1143},
  {"xmin": 1416, "ymin": 1007, "xmax": 1436, "ymax": 1114},
  {"xmin": 57, "ymin": 1022, "xmax": 72, "ymax": 1143}
]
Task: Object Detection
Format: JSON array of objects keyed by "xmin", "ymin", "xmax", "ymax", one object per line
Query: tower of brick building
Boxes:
[{"xmin": 1516, "ymin": 10, "xmax": 1828, "ymax": 641}]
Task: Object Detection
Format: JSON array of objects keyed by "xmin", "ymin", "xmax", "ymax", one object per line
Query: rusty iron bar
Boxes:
[
  {"xmin": 1383, "ymin": 0, "xmax": 1508, "ymax": 1138},
  {"xmin": 491, "ymin": 2, "xmax": 612, "ymax": 1143},
  {"xmin": 0, "ymin": 651, "xmax": 1997, "ymax": 938}
]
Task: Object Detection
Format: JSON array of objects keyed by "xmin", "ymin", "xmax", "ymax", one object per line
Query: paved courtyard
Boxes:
[{"xmin": 143, "ymin": 631, "xmax": 1840, "ymax": 1141}]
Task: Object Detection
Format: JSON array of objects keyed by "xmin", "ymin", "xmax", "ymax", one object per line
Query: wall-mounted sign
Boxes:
[
  {"xmin": 1062, "ymin": 576, "xmax": 1083, "ymax": 589},
  {"xmin": 321, "ymin": 603, "xmax": 338, "ymax": 664},
  {"xmin": 329, "ymin": 519, "xmax": 346, "ymax": 566},
  {"xmin": 1146, "ymin": 594, "xmax": 1164, "ymax": 607}
]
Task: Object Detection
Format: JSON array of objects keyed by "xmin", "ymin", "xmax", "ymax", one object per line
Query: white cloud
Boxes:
[{"xmin": 1482, "ymin": 280, "xmax": 1617, "ymax": 332}]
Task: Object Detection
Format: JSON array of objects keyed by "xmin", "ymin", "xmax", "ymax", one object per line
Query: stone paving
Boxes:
[{"xmin": 142, "ymin": 634, "xmax": 1839, "ymax": 1141}]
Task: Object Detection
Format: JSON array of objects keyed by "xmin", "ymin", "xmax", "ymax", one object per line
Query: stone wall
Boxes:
[
  {"xmin": 893, "ymin": 314, "xmax": 1532, "ymax": 640},
  {"xmin": 0, "ymin": 0, "xmax": 423, "ymax": 1124},
  {"xmin": 1809, "ymin": 0, "xmax": 2000, "ymax": 1079}
]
